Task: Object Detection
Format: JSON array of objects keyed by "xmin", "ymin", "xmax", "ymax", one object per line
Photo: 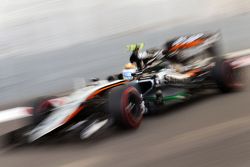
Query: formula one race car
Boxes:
[{"xmin": 4, "ymin": 32, "xmax": 244, "ymax": 145}]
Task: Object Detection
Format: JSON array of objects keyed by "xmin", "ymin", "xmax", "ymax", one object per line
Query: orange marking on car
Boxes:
[
  {"xmin": 170, "ymin": 39, "xmax": 204, "ymax": 51},
  {"xmin": 185, "ymin": 68, "xmax": 201, "ymax": 77},
  {"xmin": 62, "ymin": 106, "xmax": 85, "ymax": 124},
  {"xmin": 86, "ymin": 81, "xmax": 127, "ymax": 100},
  {"xmin": 62, "ymin": 81, "xmax": 127, "ymax": 124},
  {"xmin": 184, "ymin": 39, "xmax": 204, "ymax": 48},
  {"xmin": 170, "ymin": 43, "xmax": 185, "ymax": 51}
]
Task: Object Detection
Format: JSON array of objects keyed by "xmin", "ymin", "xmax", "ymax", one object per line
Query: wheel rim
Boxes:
[
  {"xmin": 121, "ymin": 87, "xmax": 143, "ymax": 128},
  {"xmin": 127, "ymin": 93, "xmax": 142, "ymax": 118}
]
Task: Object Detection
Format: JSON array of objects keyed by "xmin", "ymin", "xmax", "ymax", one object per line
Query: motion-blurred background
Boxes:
[
  {"xmin": 1, "ymin": 0, "xmax": 250, "ymax": 57},
  {"xmin": 0, "ymin": 0, "xmax": 249, "ymax": 109},
  {"xmin": 0, "ymin": 1, "xmax": 250, "ymax": 167}
]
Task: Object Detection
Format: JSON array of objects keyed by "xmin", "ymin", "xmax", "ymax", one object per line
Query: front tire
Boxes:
[{"xmin": 108, "ymin": 85, "xmax": 143, "ymax": 129}]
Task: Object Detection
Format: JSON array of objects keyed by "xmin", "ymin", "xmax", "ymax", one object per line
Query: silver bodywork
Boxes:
[{"xmin": 26, "ymin": 80, "xmax": 124, "ymax": 142}]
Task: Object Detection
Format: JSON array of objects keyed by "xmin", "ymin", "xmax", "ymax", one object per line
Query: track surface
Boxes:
[{"xmin": 0, "ymin": 13, "xmax": 250, "ymax": 167}]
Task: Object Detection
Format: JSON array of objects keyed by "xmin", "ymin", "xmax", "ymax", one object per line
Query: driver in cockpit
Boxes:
[
  {"xmin": 124, "ymin": 43, "xmax": 193, "ymax": 84},
  {"xmin": 129, "ymin": 44, "xmax": 166, "ymax": 70}
]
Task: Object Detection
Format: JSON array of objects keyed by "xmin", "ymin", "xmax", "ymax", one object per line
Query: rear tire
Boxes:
[
  {"xmin": 213, "ymin": 59, "xmax": 243, "ymax": 93},
  {"xmin": 108, "ymin": 85, "xmax": 143, "ymax": 129}
]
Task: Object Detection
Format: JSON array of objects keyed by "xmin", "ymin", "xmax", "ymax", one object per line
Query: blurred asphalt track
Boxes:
[{"xmin": 0, "ymin": 13, "xmax": 250, "ymax": 167}]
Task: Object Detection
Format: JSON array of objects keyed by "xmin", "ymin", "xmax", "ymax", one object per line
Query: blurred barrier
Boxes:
[{"xmin": 0, "ymin": 0, "xmax": 250, "ymax": 57}]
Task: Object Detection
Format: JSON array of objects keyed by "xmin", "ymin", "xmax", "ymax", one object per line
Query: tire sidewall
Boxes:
[
  {"xmin": 108, "ymin": 85, "xmax": 143, "ymax": 129},
  {"xmin": 120, "ymin": 87, "xmax": 143, "ymax": 128},
  {"xmin": 213, "ymin": 59, "xmax": 241, "ymax": 92}
]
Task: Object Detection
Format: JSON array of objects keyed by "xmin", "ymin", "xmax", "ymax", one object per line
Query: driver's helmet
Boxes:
[{"xmin": 122, "ymin": 63, "xmax": 137, "ymax": 80}]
